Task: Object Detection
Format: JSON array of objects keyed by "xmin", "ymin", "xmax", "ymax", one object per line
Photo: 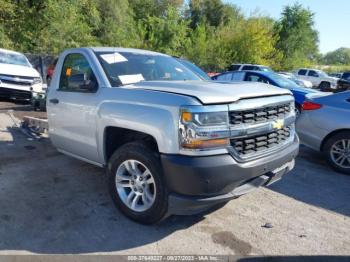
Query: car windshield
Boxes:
[
  {"xmin": 96, "ymin": 51, "xmax": 201, "ymax": 86},
  {"xmin": 176, "ymin": 58, "xmax": 211, "ymax": 80},
  {"xmin": 0, "ymin": 51, "xmax": 30, "ymax": 67},
  {"xmin": 316, "ymin": 70, "xmax": 328, "ymax": 77},
  {"xmin": 266, "ymin": 72, "xmax": 300, "ymax": 89}
]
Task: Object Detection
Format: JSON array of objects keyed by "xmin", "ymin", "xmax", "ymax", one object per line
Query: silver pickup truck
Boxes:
[{"xmin": 47, "ymin": 47, "xmax": 299, "ymax": 224}]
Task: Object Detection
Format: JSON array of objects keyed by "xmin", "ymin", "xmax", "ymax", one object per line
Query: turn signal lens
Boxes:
[
  {"xmin": 302, "ymin": 101, "xmax": 322, "ymax": 110},
  {"xmin": 182, "ymin": 138, "xmax": 230, "ymax": 149},
  {"xmin": 181, "ymin": 112, "xmax": 192, "ymax": 122}
]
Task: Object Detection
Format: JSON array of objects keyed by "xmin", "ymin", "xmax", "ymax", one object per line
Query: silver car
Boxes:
[{"xmin": 296, "ymin": 91, "xmax": 350, "ymax": 174}]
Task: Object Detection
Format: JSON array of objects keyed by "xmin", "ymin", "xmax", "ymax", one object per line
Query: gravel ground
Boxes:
[
  {"xmin": 0, "ymin": 99, "xmax": 47, "ymax": 120},
  {"xmin": 0, "ymin": 102, "xmax": 349, "ymax": 257}
]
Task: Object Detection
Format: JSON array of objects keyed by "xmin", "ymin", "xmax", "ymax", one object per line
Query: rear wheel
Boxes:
[
  {"xmin": 324, "ymin": 132, "xmax": 350, "ymax": 175},
  {"xmin": 107, "ymin": 142, "xmax": 168, "ymax": 224}
]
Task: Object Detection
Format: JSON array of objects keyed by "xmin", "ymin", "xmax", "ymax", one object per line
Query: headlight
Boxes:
[
  {"xmin": 33, "ymin": 77, "xmax": 42, "ymax": 84},
  {"xmin": 179, "ymin": 106, "xmax": 230, "ymax": 150}
]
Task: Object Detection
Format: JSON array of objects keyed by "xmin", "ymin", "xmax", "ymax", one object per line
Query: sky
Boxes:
[{"xmin": 225, "ymin": 0, "xmax": 350, "ymax": 54}]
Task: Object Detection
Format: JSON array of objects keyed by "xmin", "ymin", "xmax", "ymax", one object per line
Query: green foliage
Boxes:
[
  {"xmin": 1, "ymin": 0, "xmax": 346, "ymax": 72},
  {"xmin": 141, "ymin": 7, "xmax": 189, "ymax": 56},
  {"xmin": 274, "ymin": 3, "xmax": 319, "ymax": 70},
  {"xmin": 322, "ymin": 48, "xmax": 350, "ymax": 65},
  {"xmin": 187, "ymin": 0, "xmax": 241, "ymax": 28},
  {"xmin": 130, "ymin": 0, "xmax": 183, "ymax": 20}
]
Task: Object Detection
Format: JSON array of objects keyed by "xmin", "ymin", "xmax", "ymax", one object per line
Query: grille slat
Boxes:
[
  {"xmin": 230, "ymin": 103, "xmax": 291, "ymax": 125},
  {"xmin": 231, "ymin": 126, "xmax": 291, "ymax": 156}
]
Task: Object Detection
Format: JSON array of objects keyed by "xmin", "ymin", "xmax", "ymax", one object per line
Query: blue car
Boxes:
[{"xmin": 212, "ymin": 70, "xmax": 322, "ymax": 112}]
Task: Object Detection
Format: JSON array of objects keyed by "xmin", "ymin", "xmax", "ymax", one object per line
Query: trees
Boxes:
[
  {"xmin": 139, "ymin": 6, "xmax": 189, "ymax": 56},
  {"xmin": 322, "ymin": 48, "xmax": 350, "ymax": 65},
  {"xmin": 274, "ymin": 3, "xmax": 319, "ymax": 70},
  {"xmin": 187, "ymin": 0, "xmax": 241, "ymax": 29},
  {"xmin": 0, "ymin": 0, "xmax": 15, "ymax": 49},
  {"xmin": 0, "ymin": 0, "xmax": 326, "ymax": 71}
]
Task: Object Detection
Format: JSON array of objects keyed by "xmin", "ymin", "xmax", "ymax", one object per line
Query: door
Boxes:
[
  {"xmin": 296, "ymin": 69, "xmax": 308, "ymax": 80},
  {"xmin": 307, "ymin": 70, "xmax": 321, "ymax": 86},
  {"xmin": 47, "ymin": 53, "xmax": 101, "ymax": 163}
]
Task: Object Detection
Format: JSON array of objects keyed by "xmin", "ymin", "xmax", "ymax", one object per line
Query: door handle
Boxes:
[{"xmin": 49, "ymin": 98, "xmax": 59, "ymax": 104}]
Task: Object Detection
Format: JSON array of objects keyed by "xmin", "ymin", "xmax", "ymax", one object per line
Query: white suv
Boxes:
[
  {"xmin": 228, "ymin": 64, "xmax": 273, "ymax": 72},
  {"xmin": 294, "ymin": 68, "xmax": 339, "ymax": 91}
]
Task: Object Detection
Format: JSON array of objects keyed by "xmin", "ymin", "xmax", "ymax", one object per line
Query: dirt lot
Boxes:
[{"xmin": 0, "ymin": 100, "xmax": 349, "ymax": 256}]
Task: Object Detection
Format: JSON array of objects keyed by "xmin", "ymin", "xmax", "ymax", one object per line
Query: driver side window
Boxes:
[
  {"xmin": 308, "ymin": 70, "xmax": 319, "ymax": 77},
  {"xmin": 59, "ymin": 53, "xmax": 97, "ymax": 92}
]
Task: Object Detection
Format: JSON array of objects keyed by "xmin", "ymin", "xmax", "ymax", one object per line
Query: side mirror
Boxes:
[{"xmin": 67, "ymin": 73, "xmax": 97, "ymax": 92}]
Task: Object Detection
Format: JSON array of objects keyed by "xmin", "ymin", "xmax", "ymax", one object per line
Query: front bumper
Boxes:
[{"xmin": 161, "ymin": 136, "xmax": 299, "ymax": 215}]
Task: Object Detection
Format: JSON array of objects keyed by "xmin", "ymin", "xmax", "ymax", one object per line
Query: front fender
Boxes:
[{"xmin": 96, "ymin": 101, "xmax": 179, "ymax": 163}]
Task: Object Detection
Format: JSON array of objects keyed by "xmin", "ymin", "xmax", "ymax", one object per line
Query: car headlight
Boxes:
[
  {"xmin": 33, "ymin": 77, "xmax": 42, "ymax": 84},
  {"xmin": 179, "ymin": 105, "xmax": 230, "ymax": 150}
]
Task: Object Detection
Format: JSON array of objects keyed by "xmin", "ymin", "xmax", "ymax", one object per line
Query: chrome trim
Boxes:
[{"xmin": 0, "ymin": 75, "xmax": 34, "ymax": 83}]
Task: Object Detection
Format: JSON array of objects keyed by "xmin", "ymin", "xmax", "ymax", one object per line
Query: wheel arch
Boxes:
[
  {"xmin": 103, "ymin": 126, "xmax": 159, "ymax": 163},
  {"xmin": 320, "ymin": 129, "xmax": 350, "ymax": 151}
]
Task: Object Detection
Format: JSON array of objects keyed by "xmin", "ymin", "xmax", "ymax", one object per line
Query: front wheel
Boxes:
[
  {"xmin": 324, "ymin": 132, "xmax": 350, "ymax": 175},
  {"xmin": 107, "ymin": 142, "xmax": 168, "ymax": 224},
  {"xmin": 319, "ymin": 82, "xmax": 331, "ymax": 92}
]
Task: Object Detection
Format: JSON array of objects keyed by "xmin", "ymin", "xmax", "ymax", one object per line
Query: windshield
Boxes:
[
  {"xmin": 96, "ymin": 51, "xmax": 201, "ymax": 86},
  {"xmin": 267, "ymin": 72, "xmax": 300, "ymax": 89},
  {"xmin": 176, "ymin": 58, "xmax": 211, "ymax": 80},
  {"xmin": 0, "ymin": 51, "xmax": 30, "ymax": 67},
  {"xmin": 316, "ymin": 70, "xmax": 328, "ymax": 77}
]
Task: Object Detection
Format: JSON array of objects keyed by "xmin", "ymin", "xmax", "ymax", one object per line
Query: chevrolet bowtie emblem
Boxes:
[{"xmin": 272, "ymin": 119, "xmax": 284, "ymax": 130}]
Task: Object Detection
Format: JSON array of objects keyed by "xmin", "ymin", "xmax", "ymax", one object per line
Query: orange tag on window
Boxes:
[{"xmin": 66, "ymin": 68, "xmax": 72, "ymax": 76}]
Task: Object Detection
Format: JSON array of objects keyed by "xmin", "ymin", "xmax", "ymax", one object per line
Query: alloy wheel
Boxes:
[
  {"xmin": 115, "ymin": 159, "xmax": 156, "ymax": 212},
  {"xmin": 330, "ymin": 139, "xmax": 350, "ymax": 169}
]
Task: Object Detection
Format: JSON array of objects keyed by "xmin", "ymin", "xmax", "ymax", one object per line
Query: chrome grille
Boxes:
[
  {"xmin": 231, "ymin": 126, "xmax": 292, "ymax": 156},
  {"xmin": 229, "ymin": 103, "xmax": 291, "ymax": 125},
  {"xmin": 0, "ymin": 74, "xmax": 34, "ymax": 86}
]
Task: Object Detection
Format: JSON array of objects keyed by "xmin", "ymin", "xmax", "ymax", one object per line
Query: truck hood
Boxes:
[
  {"xmin": 126, "ymin": 81, "xmax": 291, "ymax": 104},
  {"xmin": 0, "ymin": 63, "xmax": 40, "ymax": 78}
]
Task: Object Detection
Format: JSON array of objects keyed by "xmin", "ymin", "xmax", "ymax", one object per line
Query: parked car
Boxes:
[
  {"xmin": 228, "ymin": 63, "xmax": 273, "ymax": 72},
  {"xmin": 175, "ymin": 57, "xmax": 211, "ymax": 80},
  {"xmin": 296, "ymin": 91, "xmax": 350, "ymax": 174},
  {"xmin": 0, "ymin": 48, "xmax": 43, "ymax": 100},
  {"xmin": 46, "ymin": 47, "xmax": 298, "ymax": 224},
  {"xmin": 294, "ymin": 68, "xmax": 339, "ymax": 91},
  {"xmin": 211, "ymin": 70, "xmax": 325, "ymax": 114},
  {"xmin": 278, "ymin": 72, "xmax": 313, "ymax": 88},
  {"xmin": 337, "ymin": 71, "xmax": 350, "ymax": 92}
]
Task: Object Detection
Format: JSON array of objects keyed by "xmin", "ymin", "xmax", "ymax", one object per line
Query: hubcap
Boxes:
[
  {"xmin": 330, "ymin": 139, "xmax": 350, "ymax": 169},
  {"xmin": 115, "ymin": 159, "xmax": 156, "ymax": 212}
]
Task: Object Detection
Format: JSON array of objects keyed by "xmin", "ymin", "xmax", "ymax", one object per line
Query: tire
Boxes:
[
  {"xmin": 107, "ymin": 141, "xmax": 168, "ymax": 224},
  {"xmin": 319, "ymin": 82, "xmax": 331, "ymax": 92},
  {"xmin": 323, "ymin": 131, "xmax": 350, "ymax": 175}
]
